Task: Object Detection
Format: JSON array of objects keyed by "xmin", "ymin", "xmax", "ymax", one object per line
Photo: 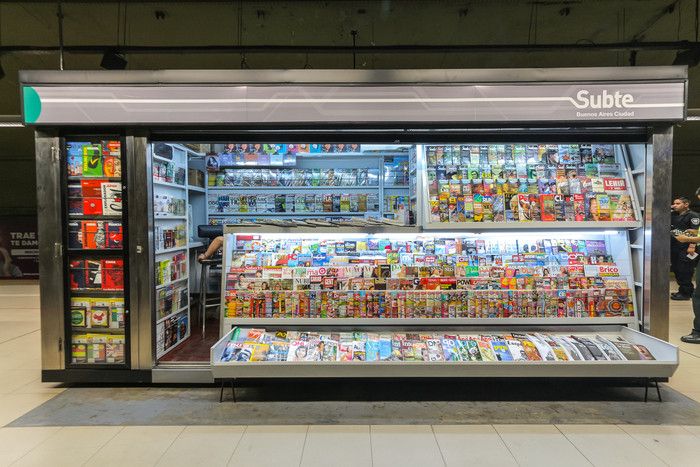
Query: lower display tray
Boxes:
[{"xmin": 210, "ymin": 326, "xmax": 678, "ymax": 379}]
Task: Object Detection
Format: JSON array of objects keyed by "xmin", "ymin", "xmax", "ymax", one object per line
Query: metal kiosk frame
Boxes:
[{"xmin": 22, "ymin": 66, "xmax": 685, "ymax": 385}]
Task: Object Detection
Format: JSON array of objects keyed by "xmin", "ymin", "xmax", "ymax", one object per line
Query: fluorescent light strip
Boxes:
[{"xmin": 40, "ymin": 96, "xmax": 684, "ymax": 110}]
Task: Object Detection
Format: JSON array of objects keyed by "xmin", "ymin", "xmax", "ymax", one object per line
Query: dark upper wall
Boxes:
[{"xmin": 1, "ymin": 0, "xmax": 699, "ymax": 216}]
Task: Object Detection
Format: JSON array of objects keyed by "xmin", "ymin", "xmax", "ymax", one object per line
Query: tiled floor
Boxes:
[{"xmin": 1, "ymin": 282, "xmax": 700, "ymax": 466}]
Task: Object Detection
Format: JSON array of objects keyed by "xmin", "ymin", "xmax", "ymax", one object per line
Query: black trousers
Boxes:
[{"xmin": 672, "ymin": 252, "xmax": 695, "ymax": 297}]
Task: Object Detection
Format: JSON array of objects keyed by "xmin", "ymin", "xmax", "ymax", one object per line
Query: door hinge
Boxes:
[
  {"xmin": 53, "ymin": 242, "xmax": 63, "ymax": 259},
  {"xmin": 50, "ymin": 146, "xmax": 60, "ymax": 163},
  {"xmin": 58, "ymin": 337, "xmax": 63, "ymax": 352}
]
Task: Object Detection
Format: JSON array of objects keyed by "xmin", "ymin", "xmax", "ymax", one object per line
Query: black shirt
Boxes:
[{"xmin": 672, "ymin": 209, "xmax": 700, "ymax": 253}]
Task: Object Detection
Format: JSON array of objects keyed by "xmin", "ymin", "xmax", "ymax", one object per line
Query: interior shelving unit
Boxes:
[{"xmin": 151, "ymin": 143, "xmax": 191, "ymax": 359}]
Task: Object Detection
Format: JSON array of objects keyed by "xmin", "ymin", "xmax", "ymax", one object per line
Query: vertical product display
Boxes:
[
  {"xmin": 65, "ymin": 138, "xmax": 127, "ymax": 366},
  {"xmin": 152, "ymin": 143, "xmax": 191, "ymax": 359}
]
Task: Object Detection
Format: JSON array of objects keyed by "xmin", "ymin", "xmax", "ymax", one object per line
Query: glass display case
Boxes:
[{"xmin": 63, "ymin": 137, "xmax": 128, "ymax": 367}]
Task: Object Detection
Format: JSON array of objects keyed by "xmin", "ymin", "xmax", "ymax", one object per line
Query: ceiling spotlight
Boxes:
[
  {"xmin": 100, "ymin": 50, "xmax": 128, "ymax": 70},
  {"xmin": 672, "ymin": 48, "xmax": 700, "ymax": 67}
]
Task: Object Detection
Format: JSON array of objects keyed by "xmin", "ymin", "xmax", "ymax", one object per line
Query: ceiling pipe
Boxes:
[{"xmin": 1, "ymin": 40, "xmax": 699, "ymax": 55}]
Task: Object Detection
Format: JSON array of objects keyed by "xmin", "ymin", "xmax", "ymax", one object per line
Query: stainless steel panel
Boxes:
[
  {"xmin": 19, "ymin": 66, "xmax": 689, "ymax": 86},
  {"xmin": 644, "ymin": 127, "xmax": 673, "ymax": 340},
  {"xmin": 126, "ymin": 134, "xmax": 155, "ymax": 370},
  {"xmin": 35, "ymin": 131, "xmax": 64, "ymax": 371}
]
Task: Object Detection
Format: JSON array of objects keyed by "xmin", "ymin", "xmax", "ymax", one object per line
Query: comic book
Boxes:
[
  {"xmin": 553, "ymin": 336, "xmax": 582, "ymax": 360},
  {"xmin": 540, "ymin": 194, "xmax": 555, "ymax": 221},
  {"xmin": 506, "ymin": 339, "xmax": 527, "ymax": 361},
  {"xmin": 425, "ymin": 339, "xmax": 445, "ymax": 361},
  {"xmin": 482, "ymin": 195, "xmax": 494, "ymax": 222},
  {"xmin": 473, "ymin": 194, "xmax": 484, "ymax": 222},
  {"xmin": 527, "ymin": 334, "xmax": 556, "ymax": 361},
  {"xmin": 476, "ymin": 337, "xmax": 497, "ymax": 361},
  {"xmin": 489, "ymin": 337, "xmax": 513, "ymax": 361},
  {"xmin": 519, "ymin": 337, "xmax": 543, "ymax": 361},
  {"xmin": 596, "ymin": 194, "xmax": 611, "ymax": 221},
  {"xmin": 632, "ymin": 343, "xmax": 655, "ymax": 360},
  {"xmin": 571, "ymin": 336, "xmax": 608, "ymax": 360},
  {"xmin": 492, "ymin": 195, "xmax": 505, "ymax": 222},
  {"xmin": 594, "ymin": 335, "xmax": 625, "ymax": 361},
  {"xmin": 611, "ymin": 194, "xmax": 635, "ymax": 221},
  {"xmin": 517, "ymin": 194, "xmax": 531, "ymax": 221},
  {"xmin": 540, "ymin": 334, "xmax": 569, "ymax": 361},
  {"xmin": 441, "ymin": 338, "xmax": 461, "ymax": 361}
]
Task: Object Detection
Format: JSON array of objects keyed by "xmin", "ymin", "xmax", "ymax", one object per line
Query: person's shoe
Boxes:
[
  {"xmin": 671, "ymin": 293, "xmax": 691, "ymax": 301},
  {"xmin": 680, "ymin": 331, "xmax": 700, "ymax": 344}
]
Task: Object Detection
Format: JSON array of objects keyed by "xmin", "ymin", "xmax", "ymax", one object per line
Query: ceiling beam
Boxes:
[{"xmin": 1, "ymin": 40, "xmax": 699, "ymax": 55}]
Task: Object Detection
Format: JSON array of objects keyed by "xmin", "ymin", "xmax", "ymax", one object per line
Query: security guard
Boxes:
[{"xmin": 671, "ymin": 196, "xmax": 700, "ymax": 300}]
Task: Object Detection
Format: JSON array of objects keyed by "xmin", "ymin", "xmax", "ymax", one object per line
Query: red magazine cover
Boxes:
[{"xmin": 102, "ymin": 259, "xmax": 124, "ymax": 290}]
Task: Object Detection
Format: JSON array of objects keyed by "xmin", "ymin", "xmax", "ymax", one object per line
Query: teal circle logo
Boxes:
[{"xmin": 23, "ymin": 86, "xmax": 42, "ymax": 124}]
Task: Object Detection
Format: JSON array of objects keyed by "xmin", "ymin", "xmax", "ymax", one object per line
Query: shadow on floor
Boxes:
[{"xmin": 9, "ymin": 379, "xmax": 700, "ymax": 427}]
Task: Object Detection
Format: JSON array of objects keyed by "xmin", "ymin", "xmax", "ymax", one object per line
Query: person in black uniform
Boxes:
[
  {"xmin": 670, "ymin": 196, "xmax": 700, "ymax": 300},
  {"xmin": 673, "ymin": 189, "xmax": 700, "ymax": 343}
]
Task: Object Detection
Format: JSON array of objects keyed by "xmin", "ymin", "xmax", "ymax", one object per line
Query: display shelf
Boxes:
[
  {"xmin": 153, "ymin": 154, "xmax": 175, "ymax": 164},
  {"xmin": 384, "ymin": 185, "xmax": 410, "ymax": 189},
  {"xmin": 67, "ymin": 248, "xmax": 123, "ymax": 254},
  {"xmin": 155, "ymin": 246, "xmax": 188, "ymax": 255},
  {"xmin": 157, "ymin": 305, "xmax": 189, "ymax": 324},
  {"xmin": 70, "ymin": 289, "xmax": 124, "ymax": 296},
  {"xmin": 155, "ymin": 276, "xmax": 188, "ymax": 290},
  {"xmin": 154, "ymin": 215, "xmax": 187, "ymax": 220},
  {"xmin": 188, "ymin": 185, "xmax": 206, "ymax": 193},
  {"xmin": 222, "ymin": 316, "xmax": 638, "ymax": 328},
  {"xmin": 208, "ymin": 186, "xmax": 379, "ymax": 191},
  {"xmin": 71, "ymin": 326, "xmax": 125, "ymax": 334},
  {"xmin": 423, "ymin": 221, "xmax": 642, "ymax": 231},
  {"xmin": 153, "ymin": 180, "xmax": 186, "ymax": 190},
  {"xmin": 211, "ymin": 326, "xmax": 679, "ymax": 379},
  {"xmin": 67, "ymin": 176, "xmax": 122, "ymax": 182},
  {"xmin": 67, "ymin": 214, "xmax": 123, "ymax": 221},
  {"xmin": 209, "ymin": 212, "xmax": 370, "ymax": 217},
  {"xmin": 189, "ymin": 241, "xmax": 204, "ymax": 249}
]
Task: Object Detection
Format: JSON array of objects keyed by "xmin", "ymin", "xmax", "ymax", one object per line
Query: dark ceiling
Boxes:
[{"xmin": 1, "ymin": 0, "xmax": 700, "ymax": 215}]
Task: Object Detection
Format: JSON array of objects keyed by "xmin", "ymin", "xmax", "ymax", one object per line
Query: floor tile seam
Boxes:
[
  {"xmin": 555, "ymin": 424, "xmax": 671, "ymax": 466},
  {"xmin": 678, "ymin": 347, "xmax": 700, "ymax": 359},
  {"xmin": 679, "ymin": 425, "xmax": 700, "ymax": 439},
  {"xmin": 428, "ymin": 425, "xmax": 447, "ymax": 467},
  {"xmin": 0, "ymin": 329, "xmax": 39, "ymax": 346},
  {"xmin": 7, "ymin": 378, "xmax": 42, "ymax": 396},
  {"xmin": 616, "ymin": 423, "xmax": 693, "ymax": 466},
  {"xmin": 369, "ymin": 425, "xmax": 374, "ymax": 467},
  {"xmin": 298, "ymin": 425, "xmax": 311, "ymax": 467},
  {"xmin": 225, "ymin": 425, "xmax": 248, "ymax": 466},
  {"xmin": 2, "ymin": 426, "xmax": 62, "ymax": 467},
  {"xmin": 153, "ymin": 425, "xmax": 187, "ymax": 467},
  {"xmin": 490, "ymin": 425, "xmax": 522, "ymax": 467},
  {"xmin": 614, "ymin": 424, "xmax": 673, "ymax": 466},
  {"xmin": 79, "ymin": 426, "xmax": 127, "ymax": 467},
  {"xmin": 552, "ymin": 424, "xmax": 594, "ymax": 466}
]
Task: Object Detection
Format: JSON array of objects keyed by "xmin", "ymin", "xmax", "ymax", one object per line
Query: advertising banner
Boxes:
[{"xmin": 0, "ymin": 216, "xmax": 39, "ymax": 279}]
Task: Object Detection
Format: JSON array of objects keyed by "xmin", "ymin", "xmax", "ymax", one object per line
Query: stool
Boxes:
[{"xmin": 198, "ymin": 257, "xmax": 222, "ymax": 339}]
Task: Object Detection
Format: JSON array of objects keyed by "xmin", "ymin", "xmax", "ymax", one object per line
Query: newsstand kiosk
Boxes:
[{"xmin": 22, "ymin": 67, "xmax": 685, "ymax": 385}]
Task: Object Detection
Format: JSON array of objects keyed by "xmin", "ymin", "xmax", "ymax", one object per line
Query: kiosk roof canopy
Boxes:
[{"xmin": 19, "ymin": 67, "xmax": 687, "ymax": 126}]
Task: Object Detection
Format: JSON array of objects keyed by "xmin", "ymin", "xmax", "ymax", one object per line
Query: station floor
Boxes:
[{"xmin": 1, "ymin": 281, "xmax": 700, "ymax": 466}]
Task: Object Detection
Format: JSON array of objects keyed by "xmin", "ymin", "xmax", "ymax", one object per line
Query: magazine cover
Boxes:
[
  {"xmin": 490, "ymin": 337, "xmax": 514, "ymax": 361},
  {"xmin": 474, "ymin": 337, "xmax": 496, "ymax": 361}
]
